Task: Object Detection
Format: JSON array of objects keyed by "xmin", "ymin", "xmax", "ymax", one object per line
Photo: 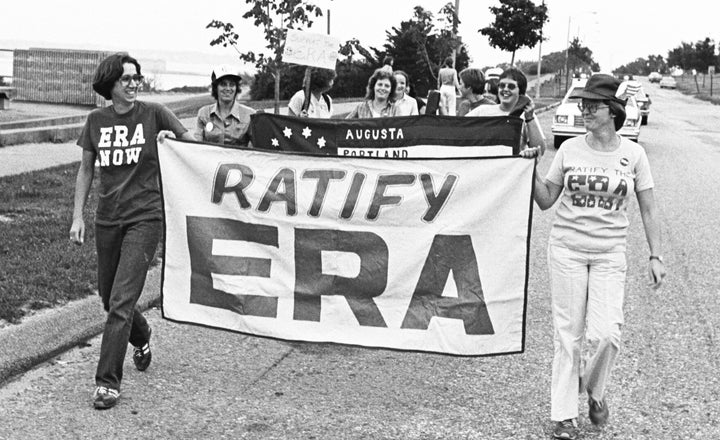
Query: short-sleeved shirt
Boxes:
[
  {"xmin": 288, "ymin": 90, "xmax": 333, "ymax": 118},
  {"xmin": 196, "ymin": 102, "xmax": 255, "ymax": 146},
  {"xmin": 465, "ymin": 103, "xmax": 543, "ymax": 149},
  {"xmin": 545, "ymin": 135, "xmax": 654, "ymax": 253},
  {"xmin": 77, "ymin": 101, "xmax": 188, "ymax": 225},
  {"xmin": 394, "ymin": 94, "xmax": 419, "ymax": 116}
]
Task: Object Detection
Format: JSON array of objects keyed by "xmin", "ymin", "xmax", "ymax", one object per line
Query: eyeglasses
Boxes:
[
  {"xmin": 577, "ymin": 102, "xmax": 609, "ymax": 114},
  {"xmin": 497, "ymin": 82, "xmax": 517, "ymax": 91},
  {"xmin": 118, "ymin": 74, "xmax": 144, "ymax": 86}
]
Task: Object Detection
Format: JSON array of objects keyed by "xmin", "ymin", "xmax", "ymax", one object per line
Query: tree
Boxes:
[
  {"xmin": 479, "ymin": 0, "xmax": 548, "ymax": 66},
  {"xmin": 383, "ymin": 5, "xmax": 469, "ymax": 96},
  {"xmin": 567, "ymin": 37, "xmax": 599, "ymax": 73},
  {"xmin": 206, "ymin": 0, "xmax": 323, "ymax": 113}
]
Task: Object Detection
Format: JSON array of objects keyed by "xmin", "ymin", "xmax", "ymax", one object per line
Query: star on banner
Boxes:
[
  {"xmin": 283, "ymin": 127, "xmax": 292, "ymax": 138},
  {"xmin": 271, "ymin": 138, "xmax": 280, "ymax": 147},
  {"xmin": 317, "ymin": 136, "xmax": 327, "ymax": 149},
  {"xmin": 302, "ymin": 126, "xmax": 312, "ymax": 139}
]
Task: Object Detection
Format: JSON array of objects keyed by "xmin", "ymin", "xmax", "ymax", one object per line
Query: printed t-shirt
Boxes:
[
  {"xmin": 545, "ymin": 135, "xmax": 654, "ymax": 253},
  {"xmin": 77, "ymin": 101, "xmax": 187, "ymax": 225},
  {"xmin": 287, "ymin": 90, "xmax": 333, "ymax": 118},
  {"xmin": 196, "ymin": 102, "xmax": 255, "ymax": 146}
]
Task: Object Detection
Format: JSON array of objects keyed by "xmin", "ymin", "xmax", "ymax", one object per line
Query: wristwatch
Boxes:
[{"xmin": 649, "ymin": 255, "xmax": 664, "ymax": 263}]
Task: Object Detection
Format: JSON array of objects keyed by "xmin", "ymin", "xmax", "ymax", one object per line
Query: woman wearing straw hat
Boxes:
[
  {"xmin": 196, "ymin": 65, "xmax": 255, "ymax": 146},
  {"xmin": 528, "ymin": 73, "xmax": 666, "ymax": 439}
]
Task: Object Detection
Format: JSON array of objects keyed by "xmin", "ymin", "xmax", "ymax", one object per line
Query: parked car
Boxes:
[
  {"xmin": 551, "ymin": 77, "xmax": 642, "ymax": 148},
  {"xmin": 648, "ymin": 72, "xmax": 662, "ymax": 83},
  {"xmin": 619, "ymin": 80, "xmax": 651, "ymax": 125},
  {"xmin": 659, "ymin": 76, "xmax": 677, "ymax": 89}
]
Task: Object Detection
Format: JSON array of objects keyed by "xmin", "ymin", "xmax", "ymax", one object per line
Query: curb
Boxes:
[{"xmin": 0, "ymin": 265, "xmax": 161, "ymax": 386}]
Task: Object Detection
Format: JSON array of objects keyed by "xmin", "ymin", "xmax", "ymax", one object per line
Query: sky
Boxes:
[{"xmin": 2, "ymin": 0, "xmax": 718, "ymax": 74}]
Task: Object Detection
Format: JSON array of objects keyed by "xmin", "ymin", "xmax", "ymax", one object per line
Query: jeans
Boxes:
[
  {"xmin": 547, "ymin": 244, "xmax": 626, "ymax": 421},
  {"xmin": 94, "ymin": 219, "xmax": 160, "ymax": 390}
]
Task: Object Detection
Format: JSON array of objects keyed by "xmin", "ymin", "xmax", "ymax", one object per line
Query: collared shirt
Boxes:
[
  {"xmin": 196, "ymin": 102, "xmax": 255, "ymax": 147},
  {"xmin": 345, "ymin": 100, "xmax": 399, "ymax": 119},
  {"xmin": 394, "ymin": 94, "xmax": 419, "ymax": 116}
]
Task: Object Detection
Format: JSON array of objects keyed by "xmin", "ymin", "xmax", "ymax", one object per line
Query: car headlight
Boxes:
[
  {"xmin": 624, "ymin": 118, "xmax": 638, "ymax": 126},
  {"xmin": 555, "ymin": 115, "xmax": 568, "ymax": 124}
]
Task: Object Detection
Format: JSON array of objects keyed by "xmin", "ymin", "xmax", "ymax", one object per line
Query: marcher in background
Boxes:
[
  {"xmin": 69, "ymin": 53, "xmax": 194, "ymax": 410},
  {"xmin": 407, "ymin": 82, "xmax": 426, "ymax": 115},
  {"xmin": 346, "ymin": 69, "xmax": 399, "ymax": 118},
  {"xmin": 288, "ymin": 68, "xmax": 336, "ymax": 119},
  {"xmin": 380, "ymin": 55, "xmax": 394, "ymax": 73},
  {"xmin": 483, "ymin": 67, "xmax": 502, "ymax": 103},
  {"xmin": 393, "ymin": 70, "xmax": 419, "ymax": 116},
  {"xmin": 437, "ymin": 57, "xmax": 460, "ymax": 115},
  {"xmin": 196, "ymin": 65, "xmax": 255, "ymax": 146},
  {"xmin": 456, "ymin": 67, "xmax": 495, "ymax": 116},
  {"xmin": 466, "ymin": 67, "xmax": 545, "ymax": 156},
  {"xmin": 526, "ymin": 74, "xmax": 666, "ymax": 440}
]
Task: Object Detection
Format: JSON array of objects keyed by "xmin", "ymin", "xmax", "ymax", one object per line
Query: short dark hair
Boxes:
[
  {"xmin": 443, "ymin": 57, "xmax": 454, "ymax": 68},
  {"xmin": 310, "ymin": 68, "xmax": 337, "ymax": 92},
  {"xmin": 499, "ymin": 67, "xmax": 528, "ymax": 95},
  {"xmin": 210, "ymin": 76, "xmax": 241, "ymax": 100},
  {"xmin": 459, "ymin": 68, "xmax": 485, "ymax": 94},
  {"xmin": 365, "ymin": 69, "xmax": 397, "ymax": 102},
  {"xmin": 606, "ymin": 100, "xmax": 627, "ymax": 131},
  {"xmin": 92, "ymin": 53, "xmax": 142, "ymax": 100},
  {"xmin": 383, "ymin": 56, "xmax": 394, "ymax": 66}
]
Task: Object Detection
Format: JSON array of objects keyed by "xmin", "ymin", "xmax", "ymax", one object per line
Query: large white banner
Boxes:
[{"xmin": 158, "ymin": 138, "xmax": 534, "ymax": 356}]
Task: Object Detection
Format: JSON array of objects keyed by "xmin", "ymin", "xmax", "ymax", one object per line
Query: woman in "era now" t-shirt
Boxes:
[{"xmin": 69, "ymin": 53, "xmax": 193, "ymax": 411}]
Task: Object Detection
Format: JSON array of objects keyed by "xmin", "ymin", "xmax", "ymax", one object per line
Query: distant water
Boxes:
[{"xmin": 0, "ymin": 54, "xmax": 212, "ymax": 92}]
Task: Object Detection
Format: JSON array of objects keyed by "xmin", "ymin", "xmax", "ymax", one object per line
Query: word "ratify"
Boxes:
[{"xmin": 212, "ymin": 163, "xmax": 458, "ymax": 222}]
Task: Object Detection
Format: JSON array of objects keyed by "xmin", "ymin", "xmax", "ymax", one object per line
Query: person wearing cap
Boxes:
[
  {"xmin": 287, "ymin": 68, "xmax": 336, "ymax": 119},
  {"xmin": 69, "ymin": 53, "xmax": 194, "ymax": 410},
  {"xmin": 466, "ymin": 67, "xmax": 545, "ymax": 156},
  {"xmin": 528, "ymin": 73, "xmax": 666, "ymax": 439},
  {"xmin": 195, "ymin": 65, "xmax": 255, "ymax": 146},
  {"xmin": 437, "ymin": 57, "xmax": 460, "ymax": 116}
]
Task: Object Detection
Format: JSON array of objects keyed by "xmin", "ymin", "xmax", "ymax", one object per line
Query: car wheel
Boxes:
[
  {"xmin": 641, "ymin": 115, "xmax": 648, "ymax": 125},
  {"xmin": 553, "ymin": 136, "xmax": 566, "ymax": 149}
]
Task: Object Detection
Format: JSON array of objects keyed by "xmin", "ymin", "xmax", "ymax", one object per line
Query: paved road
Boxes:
[{"xmin": 1, "ymin": 80, "xmax": 718, "ymax": 439}]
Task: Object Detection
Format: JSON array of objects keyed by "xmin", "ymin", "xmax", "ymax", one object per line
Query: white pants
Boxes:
[
  {"xmin": 547, "ymin": 245, "xmax": 626, "ymax": 421},
  {"xmin": 440, "ymin": 84, "xmax": 457, "ymax": 116}
]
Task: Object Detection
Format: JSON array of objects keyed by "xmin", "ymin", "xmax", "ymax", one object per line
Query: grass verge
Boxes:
[
  {"xmin": 0, "ymin": 163, "xmax": 98, "ymax": 324},
  {"xmin": 674, "ymin": 73, "xmax": 720, "ymax": 105}
]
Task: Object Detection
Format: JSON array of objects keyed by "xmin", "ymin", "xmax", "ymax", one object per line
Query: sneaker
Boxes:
[
  {"xmin": 553, "ymin": 419, "xmax": 578, "ymax": 440},
  {"xmin": 588, "ymin": 396, "xmax": 609, "ymax": 425},
  {"xmin": 133, "ymin": 341, "xmax": 152, "ymax": 371},
  {"xmin": 93, "ymin": 386, "xmax": 120, "ymax": 410}
]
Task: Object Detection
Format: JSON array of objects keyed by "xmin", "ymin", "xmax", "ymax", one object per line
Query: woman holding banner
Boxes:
[
  {"xmin": 196, "ymin": 65, "xmax": 255, "ymax": 146},
  {"xmin": 346, "ymin": 69, "xmax": 399, "ymax": 118},
  {"xmin": 70, "ymin": 53, "xmax": 194, "ymax": 410},
  {"xmin": 466, "ymin": 67, "xmax": 545, "ymax": 156},
  {"xmin": 287, "ymin": 68, "xmax": 336, "ymax": 119},
  {"xmin": 392, "ymin": 70, "xmax": 419, "ymax": 116},
  {"xmin": 528, "ymin": 74, "xmax": 665, "ymax": 439}
]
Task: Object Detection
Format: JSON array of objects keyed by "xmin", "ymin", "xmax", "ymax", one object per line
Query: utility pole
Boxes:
[
  {"xmin": 451, "ymin": 0, "xmax": 460, "ymax": 66},
  {"xmin": 535, "ymin": 0, "xmax": 544, "ymax": 100},
  {"xmin": 564, "ymin": 16, "xmax": 570, "ymax": 94}
]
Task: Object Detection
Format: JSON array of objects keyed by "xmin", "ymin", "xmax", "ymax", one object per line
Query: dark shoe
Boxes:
[
  {"xmin": 553, "ymin": 419, "xmax": 578, "ymax": 440},
  {"xmin": 588, "ymin": 396, "xmax": 609, "ymax": 425},
  {"xmin": 93, "ymin": 386, "xmax": 120, "ymax": 410},
  {"xmin": 133, "ymin": 341, "xmax": 152, "ymax": 371}
]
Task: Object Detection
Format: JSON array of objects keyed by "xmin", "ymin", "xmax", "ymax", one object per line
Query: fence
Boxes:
[{"xmin": 12, "ymin": 48, "xmax": 112, "ymax": 106}]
